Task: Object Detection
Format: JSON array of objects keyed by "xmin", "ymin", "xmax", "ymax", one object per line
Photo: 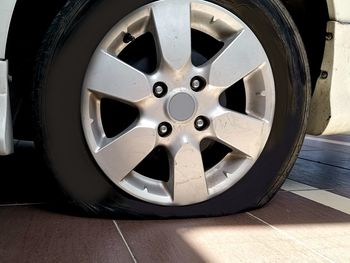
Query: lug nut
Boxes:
[
  {"xmin": 191, "ymin": 76, "xmax": 206, "ymax": 92},
  {"xmin": 123, "ymin": 32, "xmax": 135, "ymax": 43},
  {"xmin": 195, "ymin": 116, "xmax": 209, "ymax": 131},
  {"xmin": 192, "ymin": 79, "xmax": 201, "ymax": 89},
  {"xmin": 153, "ymin": 82, "xmax": 168, "ymax": 98},
  {"xmin": 195, "ymin": 118, "xmax": 205, "ymax": 129},
  {"xmin": 159, "ymin": 125, "xmax": 168, "ymax": 134},
  {"xmin": 158, "ymin": 122, "xmax": 172, "ymax": 137},
  {"xmin": 155, "ymin": 86, "xmax": 164, "ymax": 95}
]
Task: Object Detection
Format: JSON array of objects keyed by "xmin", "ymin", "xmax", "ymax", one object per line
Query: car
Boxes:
[{"xmin": 0, "ymin": 0, "xmax": 349, "ymax": 218}]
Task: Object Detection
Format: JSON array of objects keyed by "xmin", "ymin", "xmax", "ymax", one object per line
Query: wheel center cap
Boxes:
[{"xmin": 168, "ymin": 92, "xmax": 196, "ymax": 122}]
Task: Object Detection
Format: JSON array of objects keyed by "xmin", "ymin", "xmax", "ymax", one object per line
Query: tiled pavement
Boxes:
[{"xmin": 0, "ymin": 136, "xmax": 349, "ymax": 262}]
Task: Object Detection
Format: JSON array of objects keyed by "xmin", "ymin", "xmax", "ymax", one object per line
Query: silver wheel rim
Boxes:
[{"xmin": 81, "ymin": 0, "xmax": 275, "ymax": 206}]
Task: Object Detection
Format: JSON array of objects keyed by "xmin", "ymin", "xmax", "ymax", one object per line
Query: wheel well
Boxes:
[
  {"xmin": 6, "ymin": 0, "xmax": 328, "ymax": 140},
  {"xmin": 280, "ymin": 0, "xmax": 329, "ymax": 88},
  {"xmin": 6, "ymin": 0, "xmax": 68, "ymax": 139}
]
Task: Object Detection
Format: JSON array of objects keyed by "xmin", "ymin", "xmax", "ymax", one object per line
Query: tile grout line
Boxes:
[
  {"xmin": 305, "ymin": 136, "xmax": 350, "ymax": 147},
  {"xmin": 113, "ymin": 220, "xmax": 138, "ymax": 263},
  {"xmin": 246, "ymin": 212, "xmax": 336, "ymax": 263},
  {"xmin": 282, "ymin": 179, "xmax": 350, "ymax": 215},
  {"xmin": 280, "ymin": 188, "xmax": 335, "ymax": 192},
  {"xmin": 283, "ymin": 178, "xmax": 334, "ymax": 192},
  {"xmin": 297, "ymin": 156, "xmax": 350, "ymax": 171}
]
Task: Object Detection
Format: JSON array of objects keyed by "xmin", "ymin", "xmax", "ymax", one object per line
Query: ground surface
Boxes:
[{"xmin": 0, "ymin": 135, "xmax": 349, "ymax": 262}]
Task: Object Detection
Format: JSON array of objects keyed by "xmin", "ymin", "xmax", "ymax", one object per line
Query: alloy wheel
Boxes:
[{"xmin": 81, "ymin": 0, "xmax": 275, "ymax": 206}]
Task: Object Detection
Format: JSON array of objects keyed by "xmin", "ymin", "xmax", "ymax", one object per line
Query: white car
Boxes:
[{"xmin": 0, "ymin": 0, "xmax": 349, "ymax": 217}]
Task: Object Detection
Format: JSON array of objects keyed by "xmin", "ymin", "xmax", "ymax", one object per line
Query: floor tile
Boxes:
[
  {"xmin": 0, "ymin": 136, "xmax": 349, "ymax": 262},
  {"xmin": 282, "ymin": 179, "xmax": 318, "ymax": 191},
  {"xmin": 117, "ymin": 212, "xmax": 330, "ymax": 263},
  {"xmin": 289, "ymin": 189, "xmax": 350, "ymax": 215},
  {"xmin": 251, "ymin": 192, "xmax": 350, "ymax": 262},
  {"xmin": 289, "ymin": 158, "xmax": 350, "ymax": 198},
  {"xmin": 0, "ymin": 206, "xmax": 133, "ymax": 263},
  {"xmin": 303, "ymin": 138, "xmax": 350, "ymax": 155},
  {"xmin": 320, "ymin": 134, "xmax": 350, "ymax": 142},
  {"xmin": 299, "ymin": 147, "xmax": 350, "ymax": 170}
]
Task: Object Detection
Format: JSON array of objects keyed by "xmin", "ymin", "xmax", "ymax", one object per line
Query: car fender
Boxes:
[
  {"xmin": 0, "ymin": 0, "xmax": 16, "ymax": 155},
  {"xmin": 308, "ymin": 1, "xmax": 350, "ymax": 134}
]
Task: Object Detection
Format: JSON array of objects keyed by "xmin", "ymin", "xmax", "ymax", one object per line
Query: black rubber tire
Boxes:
[{"xmin": 34, "ymin": 0, "xmax": 310, "ymax": 218}]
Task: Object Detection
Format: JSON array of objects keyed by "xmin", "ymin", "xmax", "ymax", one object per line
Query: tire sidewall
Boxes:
[{"xmin": 36, "ymin": 0, "xmax": 309, "ymax": 217}]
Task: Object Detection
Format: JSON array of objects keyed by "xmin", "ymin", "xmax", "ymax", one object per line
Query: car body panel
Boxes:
[
  {"xmin": 326, "ymin": 0, "xmax": 350, "ymax": 23},
  {"xmin": 0, "ymin": 0, "xmax": 16, "ymax": 59},
  {"xmin": 0, "ymin": 0, "xmax": 16, "ymax": 154},
  {"xmin": 0, "ymin": 60, "xmax": 13, "ymax": 155},
  {"xmin": 307, "ymin": 1, "xmax": 350, "ymax": 134},
  {"xmin": 308, "ymin": 22, "xmax": 350, "ymax": 135},
  {"xmin": 0, "ymin": 0, "xmax": 350, "ymax": 155}
]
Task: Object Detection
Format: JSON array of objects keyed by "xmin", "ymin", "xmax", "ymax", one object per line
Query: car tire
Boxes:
[{"xmin": 34, "ymin": 0, "xmax": 310, "ymax": 218}]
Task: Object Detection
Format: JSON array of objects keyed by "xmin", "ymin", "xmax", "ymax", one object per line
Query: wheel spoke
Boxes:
[
  {"xmin": 168, "ymin": 142, "xmax": 208, "ymax": 205},
  {"xmin": 150, "ymin": 0, "xmax": 192, "ymax": 70},
  {"xmin": 206, "ymin": 29, "xmax": 267, "ymax": 89},
  {"xmin": 94, "ymin": 125, "xmax": 156, "ymax": 182},
  {"xmin": 212, "ymin": 109, "xmax": 269, "ymax": 158},
  {"xmin": 85, "ymin": 50, "xmax": 151, "ymax": 104}
]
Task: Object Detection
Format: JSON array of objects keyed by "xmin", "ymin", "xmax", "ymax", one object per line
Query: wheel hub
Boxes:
[
  {"xmin": 167, "ymin": 92, "xmax": 196, "ymax": 122},
  {"xmin": 81, "ymin": 0, "xmax": 275, "ymax": 206}
]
